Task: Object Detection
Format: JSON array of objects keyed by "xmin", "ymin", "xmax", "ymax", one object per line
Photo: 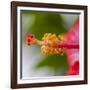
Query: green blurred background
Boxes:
[{"xmin": 21, "ymin": 10, "xmax": 79, "ymax": 78}]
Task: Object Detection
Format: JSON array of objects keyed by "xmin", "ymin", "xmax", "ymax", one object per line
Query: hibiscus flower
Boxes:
[{"xmin": 26, "ymin": 19, "xmax": 79, "ymax": 76}]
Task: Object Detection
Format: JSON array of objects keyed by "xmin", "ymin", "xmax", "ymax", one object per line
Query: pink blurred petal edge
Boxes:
[{"xmin": 66, "ymin": 19, "xmax": 79, "ymax": 75}]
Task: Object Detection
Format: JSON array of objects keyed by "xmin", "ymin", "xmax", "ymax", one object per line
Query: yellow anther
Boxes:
[
  {"xmin": 41, "ymin": 33, "xmax": 65, "ymax": 55},
  {"xmin": 58, "ymin": 34, "xmax": 65, "ymax": 41},
  {"xmin": 60, "ymin": 52, "xmax": 64, "ymax": 56}
]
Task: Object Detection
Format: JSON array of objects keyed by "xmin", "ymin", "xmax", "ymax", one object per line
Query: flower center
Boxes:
[{"xmin": 26, "ymin": 33, "xmax": 79, "ymax": 55}]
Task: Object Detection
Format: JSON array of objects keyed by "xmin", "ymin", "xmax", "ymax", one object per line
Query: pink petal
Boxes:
[
  {"xmin": 65, "ymin": 19, "xmax": 79, "ymax": 75},
  {"xmin": 66, "ymin": 61, "xmax": 79, "ymax": 75},
  {"xmin": 66, "ymin": 19, "xmax": 79, "ymax": 67}
]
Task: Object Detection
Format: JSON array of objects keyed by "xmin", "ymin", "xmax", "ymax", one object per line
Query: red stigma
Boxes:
[{"xmin": 26, "ymin": 33, "xmax": 35, "ymax": 46}]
